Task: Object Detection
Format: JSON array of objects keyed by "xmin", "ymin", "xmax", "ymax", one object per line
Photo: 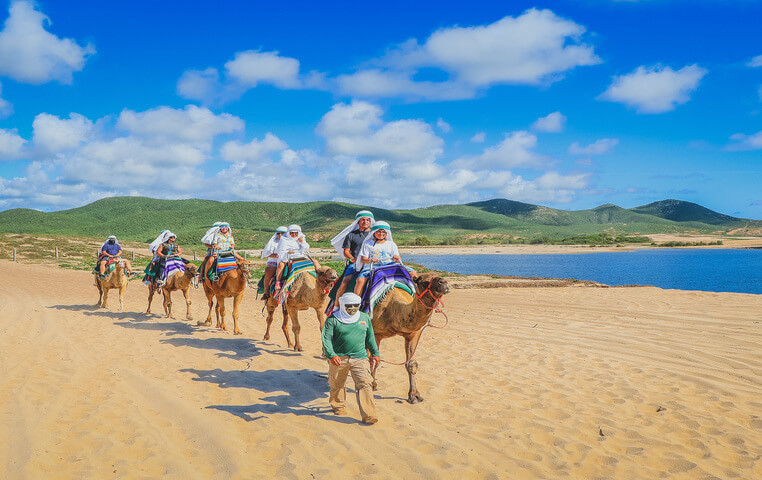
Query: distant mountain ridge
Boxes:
[{"xmin": 0, "ymin": 196, "xmax": 758, "ymax": 247}]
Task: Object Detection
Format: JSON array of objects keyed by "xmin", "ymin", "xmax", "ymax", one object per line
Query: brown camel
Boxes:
[
  {"xmin": 146, "ymin": 263, "xmax": 199, "ymax": 319},
  {"xmin": 95, "ymin": 258, "xmax": 129, "ymax": 310},
  {"xmin": 263, "ymin": 265, "xmax": 338, "ymax": 351},
  {"xmin": 197, "ymin": 260, "xmax": 251, "ymax": 335},
  {"xmin": 370, "ymin": 273, "xmax": 451, "ymax": 404}
]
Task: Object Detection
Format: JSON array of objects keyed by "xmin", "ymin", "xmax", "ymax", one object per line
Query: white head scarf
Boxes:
[
  {"xmin": 102, "ymin": 235, "xmax": 119, "ymax": 250},
  {"xmin": 149, "ymin": 230, "xmax": 175, "ymax": 254},
  {"xmin": 334, "ymin": 292, "xmax": 362, "ymax": 324},
  {"xmin": 201, "ymin": 222, "xmax": 224, "ymax": 245},
  {"xmin": 356, "ymin": 221, "xmax": 393, "ymax": 269},
  {"xmin": 330, "ymin": 210, "xmax": 374, "ymax": 257},
  {"xmin": 262, "ymin": 226, "xmax": 288, "ymax": 258},
  {"xmin": 276, "ymin": 224, "xmax": 310, "ymax": 260}
]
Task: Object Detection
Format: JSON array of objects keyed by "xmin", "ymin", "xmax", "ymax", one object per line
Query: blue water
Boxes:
[{"xmin": 406, "ymin": 249, "xmax": 762, "ymax": 294}]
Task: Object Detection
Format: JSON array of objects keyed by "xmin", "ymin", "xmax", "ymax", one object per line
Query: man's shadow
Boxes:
[{"xmin": 181, "ymin": 367, "xmax": 354, "ymax": 424}]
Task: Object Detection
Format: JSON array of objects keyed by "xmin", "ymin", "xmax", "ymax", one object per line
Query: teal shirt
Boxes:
[{"xmin": 322, "ymin": 312, "xmax": 380, "ymax": 359}]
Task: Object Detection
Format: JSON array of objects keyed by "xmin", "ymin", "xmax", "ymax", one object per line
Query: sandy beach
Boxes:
[{"xmin": 1, "ymin": 260, "xmax": 760, "ymax": 479}]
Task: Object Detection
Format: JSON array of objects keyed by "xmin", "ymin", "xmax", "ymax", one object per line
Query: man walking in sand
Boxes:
[{"xmin": 321, "ymin": 292, "xmax": 381, "ymax": 424}]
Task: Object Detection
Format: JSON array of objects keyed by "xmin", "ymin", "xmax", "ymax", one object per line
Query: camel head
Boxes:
[
  {"xmin": 237, "ymin": 261, "xmax": 252, "ymax": 277},
  {"xmin": 186, "ymin": 263, "xmax": 199, "ymax": 276},
  {"xmin": 317, "ymin": 266, "xmax": 339, "ymax": 285},
  {"xmin": 415, "ymin": 273, "xmax": 451, "ymax": 299}
]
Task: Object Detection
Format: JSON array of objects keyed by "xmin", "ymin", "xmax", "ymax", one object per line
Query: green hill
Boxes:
[{"xmin": 0, "ymin": 196, "xmax": 758, "ymax": 248}]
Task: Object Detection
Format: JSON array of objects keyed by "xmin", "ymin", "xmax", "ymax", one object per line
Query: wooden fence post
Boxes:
[
  {"xmin": 244, "ymin": 251, "xmax": 248, "ymax": 260},
  {"xmin": 55, "ymin": 246, "xmax": 59, "ymax": 259},
  {"xmin": 12, "ymin": 248, "xmax": 16, "ymax": 262},
  {"xmin": 193, "ymin": 250, "xmax": 197, "ymax": 261},
  {"xmin": 131, "ymin": 251, "xmax": 135, "ymax": 261}
]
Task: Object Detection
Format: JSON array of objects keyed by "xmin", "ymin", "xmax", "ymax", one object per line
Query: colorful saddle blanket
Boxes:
[
  {"xmin": 164, "ymin": 256, "xmax": 185, "ymax": 279},
  {"xmin": 360, "ymin": 264, "xmax": 416, "ymax": 313},
  {"xmin": 93, "ymin": 256, "xmax": 117, "ymax": 275},
  {"xmin": 278, "ymin": 259, "xmax": 316, "ymax": 304},
  {"xmin": 216, "ymin": 252, "xmax": 237, "ymax": 274}
]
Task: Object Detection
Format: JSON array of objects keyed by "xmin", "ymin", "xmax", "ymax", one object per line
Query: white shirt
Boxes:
[
  {"xmin": 359, "ymin": 240, "xmax": 399, "ymax": 266},
  {"xmin": 276, "ymin": 236, "xmax": 310, "ymax": 262}
]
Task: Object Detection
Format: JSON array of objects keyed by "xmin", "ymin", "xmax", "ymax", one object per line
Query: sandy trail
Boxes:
[{"xmin": 0, "ymin": 260, "xmax": 760, "ymax": 479}]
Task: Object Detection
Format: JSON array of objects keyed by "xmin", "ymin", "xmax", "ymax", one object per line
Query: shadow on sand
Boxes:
[
  {"xmin": 181, "ymin": 367, "xmax": 354, "ymax": 423},
  {"xmin": 161, "ymin": 337, "xmax": 262, "ymax": 360}
]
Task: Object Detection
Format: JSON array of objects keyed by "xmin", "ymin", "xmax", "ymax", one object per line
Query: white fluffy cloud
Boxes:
[
  {"xmin": 726, "ymin": 131, "xmax": 762, "ymax": 151},
  {"xmin": 0, "ymin": 82, "xmax": 11, "ymax": 118},
  {"xmin": 0, "ymin": 127, "xmax": 25, "ymax": 159},
  {"xmin": 747, "ymin": 55, "xmax": 762, "ymax": 68},
  {"xmin": 116, "ymin": 105, "xmax": 243, "ymax": 147},
  {"xmin": 500, "ymin": 171, "xmax": 590, "ymax": 203},
  {"xmin": 471, "ymin": 132, "xmax": 486, "ymax": 143},
  {"xmin": 178, "ymin": 50, "xmax": 325, "ymax": 104},
  {"xmin": 436, "ymin": 118, "xmax": 452, "ymax": 133},
  {"xmin": 568, "ymin": 138, "xmax": 619, "ymax": 155},
  {"xmin": 338, "ymin": 9, "xmax": 599, "ymax": 100},
  {"xmin": 0, "ymin": 1, "xmax": 94, "ymax": 84},
  {"xmin": 32, "ymin": 113, "xmax": 94, "ymax": 152},
  {"xmin": 453, "ymin": 131, "xmax": 546, "ymax": 169},
  {"xmin": 316, "ymin": 101, "xmax": 443, "ymax": 165},
  {"xmin": 599, "ymin": 64, "xmax": 707, "ymax": 113},
  {"xmin": 531, "ymin": 111, "xmax": 566, "ymax": 132}
]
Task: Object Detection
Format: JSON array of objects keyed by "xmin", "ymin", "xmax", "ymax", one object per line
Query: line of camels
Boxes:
[{"xmin": 94, "ymin": 255, "xmax": 451, "ymax": 404}]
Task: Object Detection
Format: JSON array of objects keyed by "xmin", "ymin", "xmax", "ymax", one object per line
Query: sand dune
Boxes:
[{"xmin": 1, "ymin": 260, "xmax": 760, "ymax": 479}]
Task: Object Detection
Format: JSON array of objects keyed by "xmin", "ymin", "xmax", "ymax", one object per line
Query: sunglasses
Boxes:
[{"xmin": 344, "ymin": 304, "xmax": 360, "ymax": 309}]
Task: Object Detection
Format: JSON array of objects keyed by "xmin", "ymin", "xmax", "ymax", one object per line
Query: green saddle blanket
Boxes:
[{"xmin": 257, "ymin": 261, "xmax": 317, "ymax": 295}]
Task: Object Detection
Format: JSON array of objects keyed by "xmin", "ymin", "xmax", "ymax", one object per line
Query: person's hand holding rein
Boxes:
[{"xmin": 330, "ymin": 356, "xmax": 342, "ymax": 366}]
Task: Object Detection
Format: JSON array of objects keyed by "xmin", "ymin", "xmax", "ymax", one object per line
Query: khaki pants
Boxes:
[{"xmin": 328, "ymin": 356, "xmax": 377, "ymax": 421}]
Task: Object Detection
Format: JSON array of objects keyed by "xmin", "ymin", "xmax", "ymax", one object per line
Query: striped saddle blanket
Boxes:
[
  {"xmin": 217, "ymin": 253, "xmax": 238, "ymax": 273},
  {"xmin": 360, "ymin": 264, "xmax": 416, "ymax": 313},
  {"xmin": 278, "ymin": 259, "xmax": 316, "ymax": 304},
  {"xmin": 164, "ymin": 256, "xmax": 185, "ymax": 279}
]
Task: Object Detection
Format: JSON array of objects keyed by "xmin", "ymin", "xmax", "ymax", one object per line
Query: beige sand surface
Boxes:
[{"xmin": 1, "ymin": 260, "xmax": 760, "ymax": 479}]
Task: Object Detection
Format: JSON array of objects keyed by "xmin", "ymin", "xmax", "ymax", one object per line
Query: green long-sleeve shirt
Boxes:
[{"xmin": 322, "ymin": 312, "xmax": 380, "ymax": 359}]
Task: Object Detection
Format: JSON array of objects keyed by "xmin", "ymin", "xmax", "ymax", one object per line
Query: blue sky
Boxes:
[{"xmin": 0, "ymin": 0, "xmax": 761, "ymax": 217}]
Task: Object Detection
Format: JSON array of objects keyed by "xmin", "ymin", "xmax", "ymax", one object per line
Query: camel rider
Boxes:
[
  {"xmin": 154, "ymin": 233, "xmax": 186, "ymax": 286},
  {"xmin": 201, "ymin": 222, "xmax": 245, "ymax": 281},
  {"xmin": 331, "ymin": 210, "xmax": 374, "ymax": 301},
  {"xmin": 144, "ymin": 230, "xmax": 174, "ymax": 284},
  {"xmin": 98, "ymin": 235, "xmax": 134, "ymax": 278},
  {"xmin": 321, "ymin": 292, "xmax": 380, "ymax": 424},
  {"xmin": 273, "ymin": 224, "xmax": 321, "ymax": 294},
  {"xmin": 353, "ymin": 221, "xmax": 415, "ymax": 296},
  {"xmin": 261, "ymin": 226, "xmax": 288, "ymax": 300},
  {"xmin": 199, "ymin": 222, "xmax": 223, "ymax": 281}
]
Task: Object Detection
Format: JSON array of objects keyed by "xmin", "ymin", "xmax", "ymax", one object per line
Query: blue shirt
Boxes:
[{"xmin": 101, "ymin": 242, "xmax": 121, "ymax": 256}]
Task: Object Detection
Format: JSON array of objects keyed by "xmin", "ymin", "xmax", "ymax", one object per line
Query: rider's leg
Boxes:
[
  {"xmin": 274, "ymin": 261, "xmax": 286, "ymax": 292},
  {"xmin": 263, "ymin": 264, "xmax": 276, "ymax": 298}
]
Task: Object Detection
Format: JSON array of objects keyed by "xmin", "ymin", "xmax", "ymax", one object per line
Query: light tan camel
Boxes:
[
  {"xmin": 263, "ymin": 265, "xmax": 338, "ymax": 351},
  {"xmin": 197, "ymin": 261, "xmax": 251, "ymax": 335},
  {"xmin": 146, "ymin": 263, "xmax": 199, "ymax": 319},
  {"xmin": 370, "ymin": 273, "xmax": 451, "ymax": 404},
  {"xmin": 95, "ymin": 258, "xmax": 129, "ymax": 310}
]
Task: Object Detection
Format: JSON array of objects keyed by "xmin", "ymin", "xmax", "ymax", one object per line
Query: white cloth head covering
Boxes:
[
  {"xmin": 102, "ymin": 235, "xmax": 119, "ymax": 250},
  {"xmin": 334, "ymin": 292, "xmax": 362, "ymax": 324},
  {"xmin": 356, "ymin": 221, "xmax": 393, "ymax": 269},
  {"xmin": 262, "ymin": 226, "xmax": 288, "ymax": 258},
  {"xmin": 149, "ymin": 230, "xmax": 175, "ymax": 254},
  {"xmin": 276, "ymin": 224, "xmax": 310, "ymax": 261},
  {"xmin": 330, "ymin": 210, "xmax": 374, "ymax": 257},
  {"xmin": 201, "ymin": 222, "xmax": 224, "ymax": 245}
]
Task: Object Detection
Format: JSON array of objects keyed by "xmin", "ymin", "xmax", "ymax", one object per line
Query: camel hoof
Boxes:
[
  {"xmin": 294, "ymin": 345, "xmax": 303, "ymax": 352},
  {"xmin": 234, "ymin": 330, "xmax": 242, "ymax": 335},
  {"xmin": 408, "ymin": 394, "xmax": 424, "ymax": 404},
  {"xmin": 197, "ymin": 320, "xmax": 211, "ymax": 326},
  {"xmin": 263, "ymin": 334, "xmax": 270, "ymax": 340},
  {"xmin": 372, "ymin": 381, "xmax": 378, "ymax": 391}
]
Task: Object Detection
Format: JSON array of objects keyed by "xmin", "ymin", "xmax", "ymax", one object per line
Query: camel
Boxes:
[
  {"xmin": 370, "ymin": 273, "xmax": 451, "ymax": 404},
  {"xmin": 197, "ymin": 260, "xmax": 251, "ymax": 335},
  {"xmin": 146, "ymin": 263, "xmax": 199, "ymax": 320},
  {"xmin": 95, "ymin": 258, "xmax": 129, "ymax": 310},
  {"xmin": 263, "ymin": 265, "xmax": 338, "ymax": 351}
]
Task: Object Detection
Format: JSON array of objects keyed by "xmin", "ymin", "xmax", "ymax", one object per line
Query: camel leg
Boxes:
[
  {"xmin": 161, "ymin": 285, "xmax": 172, "ymax": 318},
  {"xmin": 216, "ymin": 295, "xmax": 226, "ymax": 331},
  {"xmin": 287, "ymin": 305, "xmax": 303, "ymax": 352},
  {"xmin": 371, "ymin": 336, "xmax": 383, "ymax": 391},
  {"xmin": 264, "ymin": 299, "xmax": 275, "ymax": 340},
  {"xmin": 182, "ymin": 288, "xmax": 192, "ymax": 320},
  {"xmin": 404, "ymin": 330, "xmax": 424, "ymax": 404},
  {"xmin": 231, "ymin": 293, "xmax": 243, "ymax": 335},
  {"xmin": 118, "ymin": 285, "xmax": 125, "ymax": 311},
  {"xmin": 198, "ymin": 287, "xmax": 214, "ymax": 326},
  {"xmin": 102, "ymin": 287, "xmax": 109, "ymax": 309},
  {"xmin": 96, "ymin": 282, "xmax": 104, "ymax": 308},
  {"xmin": 315, "ymin": 306, "xmax": 327, "ymax": 332},
  {"xmin": 280, "ymin": 304, "xmax": 293, "ymax": 349},
  {"xmin": 146, "ymin": 284, "xmax": 154, "ymax": 314}
]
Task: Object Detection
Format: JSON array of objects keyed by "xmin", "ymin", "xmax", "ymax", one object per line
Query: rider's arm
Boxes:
[
  {"xmin": 176, "ymin": 246, "xmax": 183, "ymax": 255},
  {"xmin": 343, "ymin": 247, "xmax": 353, "ymax": 261}
]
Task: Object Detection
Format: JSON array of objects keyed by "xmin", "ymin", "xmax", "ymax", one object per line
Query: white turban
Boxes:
[
  {"xmin": 276, "ymin": 224, "xmax": 310, "ymax": 262},
  {"xmin": 330, "ymin": 210, "xmax": 374, "ymax": 257},
  {"xmin": 334, "ymin": 292, "xmax": 362, "ymax": 324},
  {"xmin": 201, "ymin": 221, "xmax": 224, "ymax": 246},
  {"xmin": 149, "ymin": 230, "xmax": 175, "ymax": 254},
  {"xmin": 262, "ymin": 226, "xmax": 288, "ymax": 258}
]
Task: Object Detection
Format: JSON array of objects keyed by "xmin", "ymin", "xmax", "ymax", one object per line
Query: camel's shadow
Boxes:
[
  {"xmin": 114, "ymin": 319, "xmax": 195, "ymax": 335},
  {"xmin": 161, "ymin": 337, "xmax": 262, "ymax": 360},
  {"xmin": 181, "ymin": 367, "xmax": 352, "ymax": 423},
  {"xmin": 48, "ymin": 303, "xmax": 100, "ymax": 312}
]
